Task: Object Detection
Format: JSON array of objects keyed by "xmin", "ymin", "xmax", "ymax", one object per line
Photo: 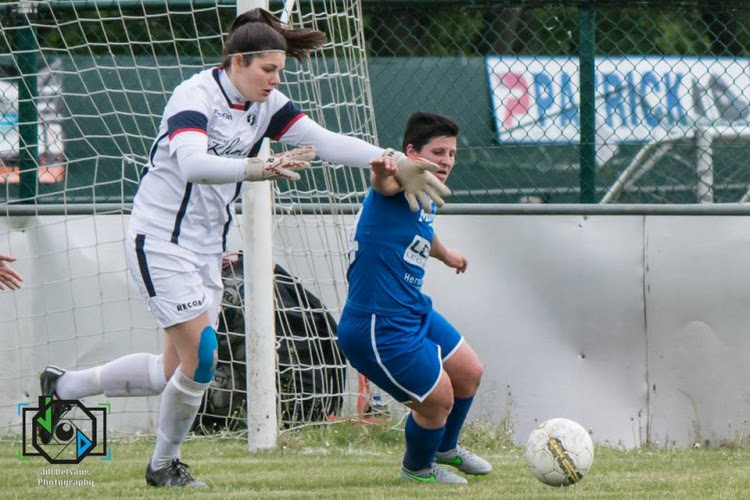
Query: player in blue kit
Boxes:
[
  {"xmin": 38, "ymin": 9, "xmax": 448, "ymax": 488},
  {"xmin": 338, "ymin": 112, "xmax": 491, "ymax": 484}
]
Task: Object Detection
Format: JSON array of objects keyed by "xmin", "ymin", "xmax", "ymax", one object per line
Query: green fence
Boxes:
[
  {"xmin": 2, "ymin": 0, "xmax": 750, "ymax": 204},
  {"xmin": 364, "ymin": 0, "xmax": 750, "ymax": 204}
]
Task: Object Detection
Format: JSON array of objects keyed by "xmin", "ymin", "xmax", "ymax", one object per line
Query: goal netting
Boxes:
[{"xmin": 0, "ymin": 0, "xmax": 376, "ymax": 437}]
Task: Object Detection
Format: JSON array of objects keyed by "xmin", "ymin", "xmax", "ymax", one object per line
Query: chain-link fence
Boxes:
[
  {"xmin": 364, "ymin": 0, "xmax": 750, "ymax": 204},
  {"xmin": 2, "ymin": 0, "xmax": 750, "ymax": 204}
]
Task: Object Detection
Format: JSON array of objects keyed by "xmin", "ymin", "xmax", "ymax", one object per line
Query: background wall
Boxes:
[{"xmin": 3, "ymin": 213, "xmax": 749, "ymax": 448}]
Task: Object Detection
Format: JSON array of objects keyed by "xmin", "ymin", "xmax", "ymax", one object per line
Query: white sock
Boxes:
[
  {"xmin": 56, "ymin": 353, "xmax": 167, "ymax": 400},
  {"xmin": 151, "ymin": 369, "xmax": 208, "ymax": 470},
  {"xmin": 100, "ymin": 353, "xmax": 167, "ymax": 397},
  {"xmin": 55, "ymin": 366, "xmax": 101, "ymax": 400}
]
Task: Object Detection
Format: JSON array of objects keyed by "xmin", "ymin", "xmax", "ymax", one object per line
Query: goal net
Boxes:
[{"xmin": 0, "ymin": 0, "xmax": 374, "ymax": 437}]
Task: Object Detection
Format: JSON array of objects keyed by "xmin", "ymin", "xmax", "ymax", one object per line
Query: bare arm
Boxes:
[
  {"xmin": 429, "ymin": 234, "xmax": 467, "ymax": 274},
  {"xmin": 0, "ymin": 254, "xmax": 23, "ymax": 290},
  {"xmin": 369, "ymin": 155, "xmax": 401, "ymax": 195}
]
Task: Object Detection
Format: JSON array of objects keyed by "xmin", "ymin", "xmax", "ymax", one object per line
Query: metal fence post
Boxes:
[
  {"xmin": 15, "ymin": 1, "xmax": 38, "ymax": 202},
  {"xmin": 579, "ymin": 3, "xmax": 596, "ymax": 203}
]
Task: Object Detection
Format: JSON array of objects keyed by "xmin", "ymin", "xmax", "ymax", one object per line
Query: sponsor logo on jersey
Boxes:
[
  {"xmin": 207, "ymin": 136, "xmax": 250, "ymax": 157},
  {"xmin": 419, "ymin": 210, "xmax": 434, "ymax": 223},
  {"xmin": 213, "ymin": 109, "xmax": 232, "ymax": 120},
  {"xmin": 404, "ymin": 235, "xmax": 430, "ymax": 269},
  {"xmin": 247, "ymin": 112, "xmax": 257, "ymax": 126},
  {"xmin": 403, "ymin": 272, "xmax": 424, "ymax": 287},
  {"xmin": 176, "ymin": 298, "xmax": 204, "ymax": 312}
]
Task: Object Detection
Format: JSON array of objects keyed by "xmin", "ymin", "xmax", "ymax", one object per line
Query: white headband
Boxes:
[{"xmin": 231, "ymin": 49, "xmax": 286, "ymax": 57}]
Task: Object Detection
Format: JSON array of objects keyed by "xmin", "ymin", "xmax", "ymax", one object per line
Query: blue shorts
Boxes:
[{"xmin": 337, "ymin": 309, "xmax": 463, "ymax": 403}]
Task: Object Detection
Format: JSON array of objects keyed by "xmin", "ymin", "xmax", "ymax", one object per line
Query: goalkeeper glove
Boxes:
[
  {"xmin": 245, "ymin": 146, "xmax": 316, "ymax": 182},
  {"xmin": 384, "ymin": 148, "xmax": 452, "ymax": 212}
]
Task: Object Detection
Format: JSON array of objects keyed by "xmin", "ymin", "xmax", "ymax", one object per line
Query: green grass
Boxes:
[{"xmin": 4, "ymin": 421, "xmax": 750, "ymax": 499}]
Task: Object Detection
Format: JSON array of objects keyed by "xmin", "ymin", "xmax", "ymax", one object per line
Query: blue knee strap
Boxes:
[{"xmin": 194, "ymin": 326, "xmax": 218, "ymax": 383}]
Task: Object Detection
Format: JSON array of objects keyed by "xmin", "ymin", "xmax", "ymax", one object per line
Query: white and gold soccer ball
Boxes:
[{"xmin": 525, "ymin": 417, "xmax": 594, "ymax": 487}]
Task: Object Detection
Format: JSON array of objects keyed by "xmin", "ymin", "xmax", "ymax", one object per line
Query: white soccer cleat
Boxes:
[
  {"xmin": 398, "ymin": 463, "xmax": 468, "ymax": 484},
  {"xmin": 436, "ymin": 444, "xmax": 493, "ymax": 475}
]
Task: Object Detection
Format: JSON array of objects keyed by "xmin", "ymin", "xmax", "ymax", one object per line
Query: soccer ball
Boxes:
[{"xmin": 525, "ymin": 417, "xmax": 594, "ymax": 487}]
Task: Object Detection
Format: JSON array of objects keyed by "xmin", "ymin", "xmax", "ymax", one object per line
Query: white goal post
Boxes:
[
  {"xmin": 239, "ymin": 0, "xmax": 277, "ymax": 453},
  {"xmin": 240, "ymin": 0, "xmax": 378, "ymax": 451}
]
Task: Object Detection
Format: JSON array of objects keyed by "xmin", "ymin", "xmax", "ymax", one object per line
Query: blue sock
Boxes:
[
  {"xmin": 402, "ymin": 413, "xmax": 446, "ymax": 471},
  {"xmin": 438, "ymin": 396, "xmax": 474, "ymax": 452}
]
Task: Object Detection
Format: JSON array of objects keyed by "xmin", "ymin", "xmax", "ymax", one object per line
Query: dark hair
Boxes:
[
  {"xmin": 402, "ymin": 112, "xmax": 460, "ymax": 152},
  {"xmin": 221, "ymin": 8, "xmax": 327, "ymax": 68}
]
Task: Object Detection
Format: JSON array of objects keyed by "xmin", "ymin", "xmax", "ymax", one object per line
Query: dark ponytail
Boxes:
[{"xmin": 221, "ymin": 8, "xmax": 327, "ymax": 67}]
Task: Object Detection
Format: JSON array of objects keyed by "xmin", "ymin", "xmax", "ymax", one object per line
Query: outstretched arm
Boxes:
[
  {"xmin": 369, "ymin": 155, "xmax": 401, "ymax": 195},
  {"xmin": 429, "ymin": 234, "xmax": 467, "ymax": 274},
  {"xmin": 0, "ymin": 254, "xmax": 23, "ymax": 290},
  {"xmin": 280, "ymin": 115, "xmax": 383, "ymax": 167},
  {"xmin": 175, "ymin": 140, "xmax": 313, "ymax": 184},
  {"xmin": 282, "ymin": 116, "xmax": 451, "ymax": 211}
]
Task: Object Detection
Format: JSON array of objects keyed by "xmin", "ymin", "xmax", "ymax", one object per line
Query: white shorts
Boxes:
[{"xmin": 125, "ymin": 231, "xmax": 223, "ymax": 329}]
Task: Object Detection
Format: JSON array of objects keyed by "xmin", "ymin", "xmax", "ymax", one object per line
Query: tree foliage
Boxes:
[
  {"xmin": 2, "ymin": 2, "xmax": 749, "ymax": 58},
  {"xmin": 363, "ymin": 2, "xmax": 750, "ymax": 57}
]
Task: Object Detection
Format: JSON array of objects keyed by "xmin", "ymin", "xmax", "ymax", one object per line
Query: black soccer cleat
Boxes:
[
  {"xmin": 146, "ymin": 459, "xmax": 207, "ymax": 488},
  {"xmin": 38, "ymin": 365, "xmax": 68, "ymax": 445}
]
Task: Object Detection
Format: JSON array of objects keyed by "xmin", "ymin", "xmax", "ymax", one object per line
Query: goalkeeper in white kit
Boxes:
[{"xmin": 39, "ymin": 7, "xmax": 448, "ymax": 488}]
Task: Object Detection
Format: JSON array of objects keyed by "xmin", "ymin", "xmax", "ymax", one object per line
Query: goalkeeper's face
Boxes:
[
  {"xmin": 229, "ymin": 52, "xmax": 287, "ymax": 103},
  {"xmin": 410, "ymin": 135, "xmax": 457, "ymax": 183}
]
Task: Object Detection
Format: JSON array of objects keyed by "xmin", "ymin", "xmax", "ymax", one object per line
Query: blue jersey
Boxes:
[{"xmin": 345, "ymin": 188, "xmax": 436, "ymax": 316}]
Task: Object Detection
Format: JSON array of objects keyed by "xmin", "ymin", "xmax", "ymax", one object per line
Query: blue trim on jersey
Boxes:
[
  {"xmin": 135, "ymin": 234, "xmax": 157, "ymax": 297},
  {"xmin": 167, "ymin": 110, "xmax": 208, "ymax": 138},
  {"xmin": 222, "ymin": 183, "xmax": 242, "ymax": 251},
  {"xmin": 148, "ymin": 131, "xmax": 168, "ymax": 164},
  {"xmin": 265, "ymin": 101, "xmax": 303, "ymax": 140},
  {"xmin": 134, "ymin": 131, "xmax": 167, "ymax": 194},
  {"xmin": 211, "ymin": 68, "xmax": 251, "ymax": 111},
  {"xmin": 170, "ymin": 182, "xmax": 193, "ymax": 244}
]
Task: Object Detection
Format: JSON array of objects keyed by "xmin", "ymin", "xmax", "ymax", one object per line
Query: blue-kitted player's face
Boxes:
[
  {"xmin": 229, "ymin": 52, "xmax": 286, "ymax": 103},
  {"xmin": 407, "ymin": 135, "xmax": 457, "ymax": 183}
]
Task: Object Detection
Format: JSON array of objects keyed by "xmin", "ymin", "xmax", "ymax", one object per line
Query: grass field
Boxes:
[{"xmin": 4, "ymin": 421, "xmax": 750, "ymax": 499}]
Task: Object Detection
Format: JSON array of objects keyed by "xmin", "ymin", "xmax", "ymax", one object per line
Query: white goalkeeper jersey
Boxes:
[{"xmin": 129, "ymin": 67, "xmax": 380, "ymax": 254}]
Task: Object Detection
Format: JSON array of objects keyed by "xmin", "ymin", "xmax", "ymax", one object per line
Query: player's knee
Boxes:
[
  {"xmin": 194, "ymin": 325, "xmax": 218, "ymax": 384},
  {"xmin": 425, "ymin": 381, "xmax": 454, "ymax": 422},
  {"xmin": 452, "ymin": 362, "xmax": 484, "ymax": 398},
  {"xmin": 465, "ymin": 362, "xmax": 484, "ymax": 393},
  {"xmin": 439, "ymin": 400, "xmax": 454, "ymax": 423},
  {"xmin": 475, "ymin": 363, "xmax": 484, "ymax": 385},
  {"xmin": 422, "ymin": 399, "xmax": 452, "ymax": 426}
]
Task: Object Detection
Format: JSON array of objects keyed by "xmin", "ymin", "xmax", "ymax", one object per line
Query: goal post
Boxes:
[
  {"xmin": 239, "ymin": 0, "xmax": 379, "ymax": 450},
  {"xmin": 0, "ymin": 0, "xmax": 376, "ymax": 438},
  {"xmin": 238, "ymin": 0, "xmax": 276, "ymax": 454}
]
